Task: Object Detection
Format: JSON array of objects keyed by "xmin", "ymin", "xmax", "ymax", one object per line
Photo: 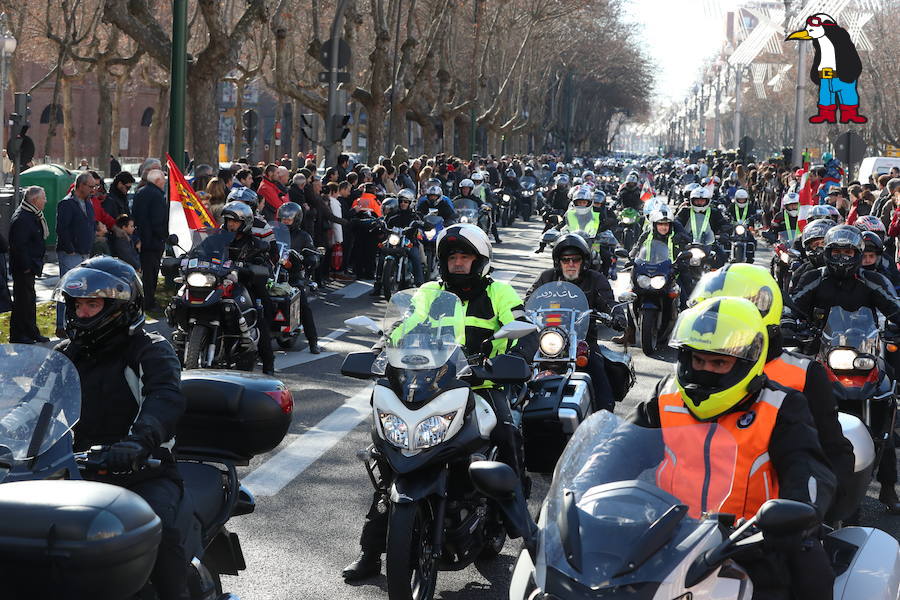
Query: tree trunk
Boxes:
[
  {"xmin": 97, "ymin": 70, "xmax": 113, "ymax": 174},
  {"xmin": 187, "ymin": 74, "xmax": 218, "ymax": 167},
  {"xmin": 110, "ymin": 72, "xmax": 127, "ymax": 160},
  {"xmin": 441, "ymin": 115, "xmax": 454, "ymax": 155},
  {"xmin": 61, "ymin": 76, "xmax": 76, "ymax": 168},
  {"xmin": 149, "ymin": 84, "xmax": 169, "ymax": 159}
]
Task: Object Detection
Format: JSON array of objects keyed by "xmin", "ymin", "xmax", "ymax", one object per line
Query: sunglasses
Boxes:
[{"xmin": 559, "ymin": 256, "xmax": 583, "ymax": 264}]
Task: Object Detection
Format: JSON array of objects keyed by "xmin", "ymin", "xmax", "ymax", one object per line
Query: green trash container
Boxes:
[{"xmin": 19, "ymin": 164, "xmax": 77, "ymax": 247}]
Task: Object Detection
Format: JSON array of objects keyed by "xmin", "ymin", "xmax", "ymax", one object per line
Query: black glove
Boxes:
[{"xmin": 107, "ymin": 439, "xmax": 151, "ymax": 474}]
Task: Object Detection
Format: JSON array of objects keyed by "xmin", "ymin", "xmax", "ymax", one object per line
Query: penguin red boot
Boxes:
[
  {"xmin": 809, "ymin": 104, "xmax": 837, "ymax": 123},
  {"xmin": 839, "ymin": 105, "xmax": 868, "ymax": 124}
]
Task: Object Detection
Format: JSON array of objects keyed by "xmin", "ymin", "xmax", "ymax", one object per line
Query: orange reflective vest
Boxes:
[
  {"xmin": 655, "ymin": 380, "xmax": 784, "ymax": 520},
  {"xmin": 352, "ymin": 193, "xmax": 382, "ymax": 217},
  {"xmin": 764, "ymin": 352, "xmax": 809, "ymax": 392}
]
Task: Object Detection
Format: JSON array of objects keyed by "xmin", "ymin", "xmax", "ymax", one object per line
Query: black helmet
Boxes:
[
  {"xmin": 221, "ymin": 201, "xmax": 254, "ymax": 234},
  {"xmin": 53, "ymin": 256, "xmax": 144, "ymax": 352},
  {"xmin": 552, "ymin": 234, "xmax": 590, "ymax": 276},
  {"xmin": 381, "ymin": 197, "xmax": 399, "ymax": 219},
  {"xmin": 801, "ymin": 218, "xmax": 834, "ymax": 267},
  {"xmin": 823, "ymin": 224, "xmax": 864, "ymax": 279},
  {"xmin": 862, "ymin": 230, "xmax": 884, "ymax": 255},
  {"xmin": 277, "ymin": 201, "xmax": 303, "ymax": 231}
]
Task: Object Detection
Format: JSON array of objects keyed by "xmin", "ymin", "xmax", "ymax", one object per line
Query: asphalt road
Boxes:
[{"xmin": 183, "ymin": 209, "xmax": 900, "ymax": 600}]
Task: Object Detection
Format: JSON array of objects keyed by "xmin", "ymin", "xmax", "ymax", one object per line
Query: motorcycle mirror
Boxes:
[
  {"xmin": 167, "ymin": 233, "xmax": 180, "ymax": 247},
  {"xmin": 344, "ymin": 316, "xmax": 382, "ymax": 336},
  {"xmin": 756, "ymin": 499, "xmax": 818, "ymax": 536},
  {"xmin": 614, "ymin": 248, "xmax": 630, "ymax": 259},
  {"xmin": 493, "ymin": 320, "xmax": 538, "ymax": 341},
  {"xmin": 617, "ymin": 291, "xmax": 637, "ymax": 303}
]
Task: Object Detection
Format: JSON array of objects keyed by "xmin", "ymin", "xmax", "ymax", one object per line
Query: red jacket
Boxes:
[
  {"xmin": 257, "ymin": 178, "xmax": 287, "ymax": 213},
  {"xmin": 91, "ymin": 195, "xmax": 117, "ymax": 229}
]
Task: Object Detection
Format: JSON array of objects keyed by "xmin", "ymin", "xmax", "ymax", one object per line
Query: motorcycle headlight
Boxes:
[
  {"xmin": 459, "ymin": 216, "xmax": 471, "ymax": 223},
  {"xmin": 186, "ymin": 272, "xmax": 217, "ymax": 288},
  {"xmin": 388, "ymin": 233, "xmax": 401, "ymax": 246},
  {"xmin": 503, "ymin": 194, "xmax": 511, "ymax": 201},
  {"xmin": 689, "ymin": 247, "xmax": 706, "ymax": 266},
  {"xmin": 414, "ymin": 413, "xmax": 456, "ymax": 449},
  {"xmin": 622, "ymin": 216, "xmax": 635, "ymax": 224},
  {"xmin": 425, "ymin": 229, "xmax": 437, "ymax": 241},
  {"xmin": 853, "ymin": 356, "xmax": 876, "ymax": 371},
  {"xmin": 379, "ymin": 412, "xmax": 409, "ymax": 448},
  {"xmin": 734, "ymin": 225, "xmax": 746, "ymax": 236},
  {"xmin": 650, "ymin": 275, "xmax": 667, "ymax": 289},
  {"xmin": 539, "ymin": 330, "xmax": 566, "ymax": 356},
  {"xmin": 637, "ymin": 274, "xmax": 652, "ymax": 289},
  {"xmin": 828, "ymin": 349, "xmax": 857, "ymax": 371}
]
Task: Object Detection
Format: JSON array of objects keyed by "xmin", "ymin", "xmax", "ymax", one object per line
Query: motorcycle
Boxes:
[
  {"xmin": 470, "ymin": 411, "xmax": 897, "ymax": 600},
  {"xmin": 680, "ymin": 225, "xmax": 719, "ymax": 302},
  {"xmin": 627, "ymin": 239, "xmax": 681, "ymax": 355},
  {"xmin": 0, "ymin": 344, "xmax": 293, "ymax": 599},
  {"xmin": 522, "ymin": 282, "xmax": 634, "ymax": 473},
  {"xmin": 167, "ymin": 229, "xmax": 263, "ymax": 371},
  {"xmin": 268, "ymin": 221, "xmax": 321, "ymax": 349},
  {"xmin": 519, "ymin": 181, "xmax": 537, "ymax": 221},
  {"xmin": 453, "ymin": 197, "xmax": 491, "ymax": 235},
  {"xmin": 616, "ymin": 207, "xmax": 641, "ymax": 252},
  {"xmin": 340, "ymin": 288, "xmax": 535, "ymax": 600},
  {"xmin": 593, "ymin": 229, "xmax": 620, "ymax": 280},
  {"xmin": 495, "ymin": 188, "xmax": 516, "ymax": 227},
  {"xmin": 726, "ymin": 219, "xmax": 756, "ymax": 263},
  {"xmin": 421, "ymin": 210, "xmax": 445, "ymax": 281},
  {"xmin": 377, "ymin": 221, "xmax": 421, "ymax": 301}
]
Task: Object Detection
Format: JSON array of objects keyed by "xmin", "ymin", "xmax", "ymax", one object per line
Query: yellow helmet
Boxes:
[
  {"xmin": 687, "ymin": 263, "xmax": 783, "ymax": 331},
  {"xmin": 669, "ymin": 297, "xmax": 768, "ymax": 421}
]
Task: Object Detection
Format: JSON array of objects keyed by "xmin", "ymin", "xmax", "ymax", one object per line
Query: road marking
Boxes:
[
  {"xmin": 334, "ymin": 281, "xmax": 374, "ymax": 298},
  {"xmin": 274, "ymin": 328, "xmax": 348, "ymax": 370},
  {"xmin": 492, "ymin": 270, "xmax": 519, "ymax": 282},
  {"xmin": 243, "ymin": 385, "xmax": 373, "ymax": 496}
]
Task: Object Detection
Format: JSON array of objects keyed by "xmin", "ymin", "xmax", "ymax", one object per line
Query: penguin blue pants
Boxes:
[{"xmin": 819, "ymin": 77, "xmax": 859, "ymax": 106}]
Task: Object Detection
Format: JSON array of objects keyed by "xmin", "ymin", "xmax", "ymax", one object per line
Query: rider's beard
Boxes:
[{"xmin": 561, "ymin": 268, "xmax": 580, "ymax": 281}]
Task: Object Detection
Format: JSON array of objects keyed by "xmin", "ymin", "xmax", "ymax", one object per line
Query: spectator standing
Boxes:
[
  {"xmin": 109, "ymin": 155, "xmax": 122, "ymax": 177},
  {"xmin": 104, "ymin": 171, "xmax": 135, "ymax": 218},
  {"xmin": 55, "ymin": 171, "xmax": 98, "ymax": 336},
  {"xmin": 88, "ymin": 171, "xmax": 117, "ymax": 230},
  {"xmin": 132, "ymin": 169, "xmax": 168, "ymax": 311},
  {"xmin": 136, "ymin": 158, "xmax": 162, "ymax": 192},
  {"xmin": 233, "ymin": 168, "xmax": 253, "ymax": 190},
  {"xmin": 190, "ymin": 164, "xmax": 215, "ymax": 194},
  {"xmin": 8, "ymin": 185, "xmax": 48, "ymax": 343},
  {"xmin": 110, "ymin": 214, "xmax": 142, "ymax": 271},
  {"xmin": 217, "ymin": 168, "xmax": 234, "ymax": 190},
  {"xmin": 257, "ymin": 163, "xmax": 287, "ymax": 220},
  {"xmin": 92, "ymin": 222, "xmax": 111, "ymax": 256}
]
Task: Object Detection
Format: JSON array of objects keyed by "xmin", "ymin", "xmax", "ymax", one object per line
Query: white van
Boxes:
[{"xmin": 858, "ymin": 156, "xmax": 900, "ymax": 184}]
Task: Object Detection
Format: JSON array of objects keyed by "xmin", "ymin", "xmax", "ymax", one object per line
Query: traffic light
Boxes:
[
  {"xmin": 300, "ymin": 113, "xmax": 315, "ymax": 142},
  {"xmin": 8, "ymin": 92, "xmax": 32, "ymax": 165},
  {"xmin": 331, "ymin": 114, "xmax": 351, "ymax": 143}
]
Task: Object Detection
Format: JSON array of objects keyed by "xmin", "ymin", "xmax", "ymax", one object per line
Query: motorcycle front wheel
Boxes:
[
  {"xmin": 184, "ymin": 325, "xmax": 211, "ymax": 369},
  {"xmin": 382, "ymin": 257, "xmax": 398, "ymax": 301},
  {"xmin": 386, "ymin": 500, "xmax": 438, "ymax": 600},
  {"xmin": 640, "ymin": 309, "xmax": 658, "ymax": 356}
]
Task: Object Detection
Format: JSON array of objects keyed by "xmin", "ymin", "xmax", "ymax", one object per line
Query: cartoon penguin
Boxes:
[{"xmin": 786, "ymin": 13, "xmax": 867, "ymax": 124}]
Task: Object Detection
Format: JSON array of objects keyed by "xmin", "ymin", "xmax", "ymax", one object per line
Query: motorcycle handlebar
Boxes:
[{"xmin": 74, "ymin": 445, "xmax": 162, "ymax": 474}]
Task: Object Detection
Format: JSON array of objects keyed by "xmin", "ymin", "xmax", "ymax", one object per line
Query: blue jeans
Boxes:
[
  {"xmin": 56, "ymin": 252, "xmax": 89, "ymax": 329},
  {"xmin": 818, "ymin": 77, "xmax": 859, "ymax": 106}
]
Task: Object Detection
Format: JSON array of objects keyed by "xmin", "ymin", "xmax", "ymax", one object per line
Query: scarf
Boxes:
[{"xmin": 21, "ymin": 199, "xmax": 49, "ymax": 239}]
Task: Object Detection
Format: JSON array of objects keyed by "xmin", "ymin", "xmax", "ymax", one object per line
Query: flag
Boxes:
[
  {"xmin": 797, "ymin": 169, "xmax": 814, "ymax": 230},
  {"xmin": 640, "ymin": 181, "xmax": 655, "ymax": 203},
  {"xmin": 167, "ymin": 154, "xmax": 215, "ymax": 229}
]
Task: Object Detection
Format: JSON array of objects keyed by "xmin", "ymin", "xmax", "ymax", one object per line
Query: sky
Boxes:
[{"xmin": 622, "ymin": 0, "xmax": 743, "ymax": 102}]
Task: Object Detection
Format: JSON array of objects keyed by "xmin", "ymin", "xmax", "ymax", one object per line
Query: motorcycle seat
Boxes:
[{"xmin": 178, "ymin": 462, "xmax": 226, "ymax": 530}]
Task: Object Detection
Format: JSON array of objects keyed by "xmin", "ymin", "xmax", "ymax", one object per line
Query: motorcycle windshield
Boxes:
[
  {"xmin": 187, "ymin": 227, "xmax": 235, "ymax": 261},
  {"xmin": 378, "ymin": 287, "xmax": 467, "ymax": 373},
  {"xmin": 521, "ymin": 180, "xmax": 536, "ymax": 191},
  {"xmin": 635, "ymin": 239, "xmax": 672, "ymax": 264},
  {"xmin": 642, "ymin": 197, "xmax": 665, "ymax": 216},
  {"xmin": 539, "ymin": 411, "xmax": 737, "ymax": 589},
  {"xmin": 820, "ymin": 307, "xmax": 880, "ymax": 358},
  {"xmin": 423, "ymin": 213, "xmax": 444, "ymax": 241},
  {"xmin": 525, "ymin": 282, "xmax": 591, "ymax": 341},
  {"xmin": 0, "ymin": 345, "xmax": 81, "ymax": 462},
  {"xmin": 269, "ymin": 221, "xmax": 291, "ymax": 247},
  {"xmin": 453, "ymin": 199, "xmax": 480, "ymax": 224},
  {"xmin": 594, "ymin": 230, "xmax": 618, "ymax": 248}
]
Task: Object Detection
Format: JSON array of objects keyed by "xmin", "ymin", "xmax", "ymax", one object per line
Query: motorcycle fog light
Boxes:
[
  {"xmin": 414, "ymin": 413, "xmax": 456, "ymax": 449},
  {"xmin": 539, "ymin": 330, "xmax": 566, "ymax": 356},
  {"xmin": 379, "ymin": 412, "xmax": 409, "ymax": 448},
  {"xmin": 388, "ymin": 233, "xmax": 401, "ymax": 246},
  {"xmin": 650, "ymin": 275, "xmax": 667, "ymax": 289},
  {"xmin": 853, "ymin": 356, "xmax": 876, "ymax": 370},
  {"xmin": 734, "ymin": 225, "xmax": 746, "ymax": 236},
  {"xmin": 828, "ymin": 349, "xmax": 857, "ymax": 371},
  {"xmin": 186, "ymin": 272, "xmax": 216, "ymax": 288},
  {"xmin": 637, "ymin": 275, "xmax": 652, "ymax": 289},
  {"xmin": 780, "ymin": 252, "xmax": 791, "ymax": 264}
]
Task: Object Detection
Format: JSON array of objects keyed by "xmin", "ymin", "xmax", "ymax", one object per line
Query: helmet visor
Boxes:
[
  {"xmin": 53, "ymin": 268, "xmax": 135, "ymax": 302},
  {"xmin": 670, "ymin": 308, "xmax": 765, "ymax": 362}
]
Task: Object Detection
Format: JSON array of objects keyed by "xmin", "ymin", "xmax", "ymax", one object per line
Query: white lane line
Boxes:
[
  {"xmin": 274, "ymin": 328, "xmax": 348, "ymax": 370},
  {"xmin": 492, "ymin": 270, "xmax": 520, "ymax": 282},
  {"xmin": 335, "ymin": 280, "xmax": 374, "ymax": 298},
  {"xmin": 243, "ymin": 385, "xmax": 373, "ymax": 496}
]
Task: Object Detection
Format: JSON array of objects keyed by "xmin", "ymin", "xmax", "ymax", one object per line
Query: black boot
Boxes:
[
  {"xmin": 534, "ymin": 243, "xmax": 545, "ymax": 254},
  {"xmin": 612, "ymin": 324, "xmax": 635, "ymax": 345},
  {"xmin": 879, "ymin": 485, "xmax": 900, "ymax": 514},
  {"xmin": 342, "ymin": 550, "xmax": 382, "ymax": 580}
]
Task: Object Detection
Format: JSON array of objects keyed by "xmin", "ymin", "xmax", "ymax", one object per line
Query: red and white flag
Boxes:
[{"xmin": 166, "ymin": 154, "xmax": 216, "ymax": 255}]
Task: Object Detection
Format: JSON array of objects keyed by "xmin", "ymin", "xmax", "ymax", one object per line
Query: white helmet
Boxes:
[
  {"xmin": 436, "ymin": 224, "xmax": 493, "ymax": 281},
  {"xmin": 650, "ymin": 205, "xmax": 674, "ymax": 224},
  {"xmin": 782, "ymin": 192, "xmax": 800, "ymax": 217},
  {"xmin": 459, "ymin": 178, "xmax": 474, "ymax": 190},
  {"xmin": 398, "ymin": 188, "xmax": 416, "ymax": 203},
  {"xmin": 425, "ymin": 184, "xmax": 443, "ymax": 197},
  {"xmin": 582, "ymin": 170, "xmax": 595, "ymax": 180},
  {"xmin": 734, "ymin": 188, "xmax": 749, "ymax": 203},
  {"xmin": 572, "ymin": 185, "xmax": 593, "ymax": 204},
  {"xmin": 471, "ymin": 171, "xmax": 484, "ymax": 183},
  {"xmin": 690, "ymin": 187, "xmax": 710, "ymax": 213}
]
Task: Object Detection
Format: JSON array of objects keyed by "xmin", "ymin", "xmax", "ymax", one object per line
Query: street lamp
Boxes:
[{"xmin": 0, "ymin": 13, "xmax": 16, "ymax": 186}]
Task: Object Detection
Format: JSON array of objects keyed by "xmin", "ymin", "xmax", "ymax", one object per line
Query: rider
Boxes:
[
  {"xmin": 535, "ymin": 174, "xmax": 573, "ymax": 253},
  {"xmin": 861, "ymin": 230, "xmax": 900, "ymax": 291},
  {"xmin": 221, "ymin": 201, "xmax": 276, "ymax": 375},
  {"xmin": 688, "ymin": 263, "xmax": 855, "ymax": 520},
  {"xmin": 790, "ymin": 224, "xmax": 900, "ymax": 513},
  {"xmin": 525, "ymin": 234, "xmax": 617, "ymax": 410},
  {"xmin": 342, "ymin": 224, "xmax": 537, "ymax": 581},
  {"xmin": 768, "ymin": 192, "xmax": 802, "ymax": 243},
  {"xmin": 563, "ymin": 186, "xmax": 601, "ymax": 236},
  {"xmin": 677, "ymin": 187, "xmax": 730, "ymax": 270},
  {"xmin": 416, "ymin": 181, "xmax": 457, "ymax": 224},
  {"xmin": 453, "ymin": 178, "xmax": 479, "ymax": 206},
  {"xmin": 788, "ymin": 218, "xmax": 835, "ymax": 293},
  {"xmin": 370, "ymin": 191, "xmax": 426, "ymax": 296},
  {"xmin": 589, "ymin": 296, "xmax": 836, "ymax": 599},
  {"xmin": 52, "ymin": 256, "xmax": 189, "ymax": 599},
  {"xmin": 729, "ymin": 188, "xmax": 759, "ymax": 226},
  {"xmin": 275, "ymin": 201, "xmax": 321, "ymax": 354},
  {"xmin": 616, "ymin": 171, "xmax": 642, "ymax": 210}
]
